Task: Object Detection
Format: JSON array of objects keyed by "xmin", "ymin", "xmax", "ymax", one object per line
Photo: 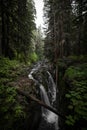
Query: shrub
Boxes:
[
  {"xmin": 0, "ymin": 85, "xmax": 25, "ymax": 130},
  {"xmin": 65, "ymin": 64, "xmax": 87, "ymax": 127}
]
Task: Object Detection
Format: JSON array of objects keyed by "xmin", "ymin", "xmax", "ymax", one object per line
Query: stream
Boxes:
[{"xmin": 28, "ymin": 62, "xmax": 59, "ymax": 130}]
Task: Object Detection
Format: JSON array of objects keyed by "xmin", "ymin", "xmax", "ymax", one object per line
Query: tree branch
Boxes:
[{"xmin": 16, "ymin": 88, "xmax": 66, "ymax": 119}]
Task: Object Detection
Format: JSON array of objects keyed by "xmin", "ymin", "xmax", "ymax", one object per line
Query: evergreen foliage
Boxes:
[
  {"xmin": 44, "ymin": 0, "xmax": 87, "ymax": 61},
  {"xmin": 0, "ymin": 0, "xmax": 87, "ymax": 129},
  {"xmin": 0, "ymin": 0, "xmax": 36, "ymax": 62}
]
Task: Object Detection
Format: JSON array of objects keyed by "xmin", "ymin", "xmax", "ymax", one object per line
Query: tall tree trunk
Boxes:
[
  {"xmin": 1, "ymin": 0, "xmax": 6, "ymax": 56},
  {"xmin": 77, "ymin": 0, "xmax": 83, "ymax": 55},
  {"xmin": 5, "ymin": 14, "xmax": 10, "ymax": 58}
]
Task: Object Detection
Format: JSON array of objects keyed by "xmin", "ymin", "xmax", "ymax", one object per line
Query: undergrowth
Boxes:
[
  {"xmin": 0, "ymin": 57, "xmax": 26, "ymax": 130},
  {"xmin": 65, "ymin": 64, "xmax": 87, "ymax": 128}
]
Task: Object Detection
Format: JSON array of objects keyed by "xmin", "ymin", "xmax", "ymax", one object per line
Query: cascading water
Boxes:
[
  {"xmin": 28, "ymin": 63, "xmax": 59, "ymax": 130},
  {"xmin": 40, "ymin": 85, "xmax": 50, "ymax": 116},
  {"xmin": 47, "ymin": 71, "xmax": 57, "ymax": 105},
  {"xmin": 39, "ymin": 75, "xmax": 58, "ymax": 130}
]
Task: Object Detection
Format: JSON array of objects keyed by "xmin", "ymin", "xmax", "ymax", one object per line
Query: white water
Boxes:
[
  {"xmin": 40, "ymin": 77, "xmax": 58, "ymax": 130},
  {"xmin": 47, "ymin": 71, "xmax": 57, "ymax": 104},
  {"xmin": 28, "ymin": 64, "xmax": 59, "ymax": 130}
]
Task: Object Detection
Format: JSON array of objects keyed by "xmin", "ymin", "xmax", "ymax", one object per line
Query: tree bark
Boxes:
[{"xmin": 1, "ymin": 0, "xmax": 6, "ymax": 56}]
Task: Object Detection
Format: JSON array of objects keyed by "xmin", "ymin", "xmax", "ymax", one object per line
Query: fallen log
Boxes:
[{"xmin": 16, "ymin": 88, "xmax": 66, "ymax": 118}]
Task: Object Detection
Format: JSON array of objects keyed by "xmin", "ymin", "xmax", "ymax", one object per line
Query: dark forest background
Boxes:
[{"xmin": 0, "ymin": 0, "xmax": 87, "ymax": 130}]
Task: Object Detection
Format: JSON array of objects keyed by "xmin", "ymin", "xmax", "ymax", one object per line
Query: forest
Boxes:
[{"xmin": 0, "ymin": 0, "xmax": 87, "ymax": 130}]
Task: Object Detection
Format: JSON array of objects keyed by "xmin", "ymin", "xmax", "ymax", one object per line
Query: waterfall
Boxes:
[
  {"xmin": 40, "ymin": 85, "xmax": 50, "ymax": 117},
  {"xmin": 39, "ymin": 73, "xmax": 58, "ymax": 130},
  {"xmin": 28, "ymin": 63, "xmax": 59, "ymax": 130},
  {"xmin": 47, "ymin": 71, "xmax": 57, "ymax": 105}
]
